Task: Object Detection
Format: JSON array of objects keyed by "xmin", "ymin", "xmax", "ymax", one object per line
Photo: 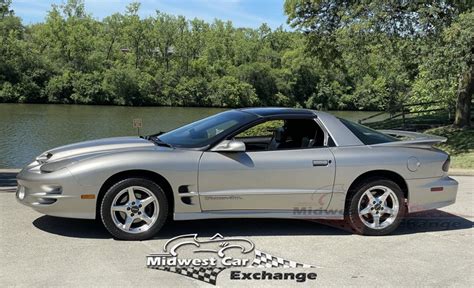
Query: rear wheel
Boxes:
[
  {"xmin": 100, "ymin": 178, "xmax": 168, "ymax": 240},
  {"xmin": 346, "ymin": 179, "xmax": 406, "ymax": 236}
]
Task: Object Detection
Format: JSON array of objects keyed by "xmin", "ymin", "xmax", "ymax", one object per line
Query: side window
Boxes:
[
  {"xmin": 234, "ymin": 118, "xmax": 327, "ymax": 152},
  {"xmin": 236, "ymin": 120, "xmax": 284, "ymax": 138},
  {"xmin": 233, "ymin": 120, "xmax": 284, "ymax": 152},
  {"xmin": 274, "ymin": 119, "xmax": 325, "ymax": 150},
  {"xmin": 328, "ymin": 136, "xmax": 335, "ymax": 147},
  {"xmin": 338, "ymin": 118, "xmax": 398, "ymax": 145}
]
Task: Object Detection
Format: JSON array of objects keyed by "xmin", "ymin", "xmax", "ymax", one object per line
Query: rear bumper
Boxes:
[
  {"xmin": 406, "ymin": 176, "xmax": 458, "ymax": 213},
  {"xmin": 16, "ymin": 165, "xmax": 97, "ymax": 219}
]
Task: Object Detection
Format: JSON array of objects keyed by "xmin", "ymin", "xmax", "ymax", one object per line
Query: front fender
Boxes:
[{"xmin": 66, "ymin": 148, "xmax": 204, "ymax": 215}]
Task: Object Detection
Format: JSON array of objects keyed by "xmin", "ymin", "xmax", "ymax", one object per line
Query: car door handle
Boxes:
[{"xmin": 312, "ymin": 160, "xmax": 331, "ymax": 166}]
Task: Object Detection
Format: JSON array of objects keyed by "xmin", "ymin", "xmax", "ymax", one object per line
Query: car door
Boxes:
[{"xmin": 197, "ymin": 147, "xmax": 336, "ymax": 211}]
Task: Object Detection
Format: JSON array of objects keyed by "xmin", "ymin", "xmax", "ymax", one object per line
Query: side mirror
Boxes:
[{"xmin": 211, "ymin": 139, "xmax": 246, "ymax": 152}]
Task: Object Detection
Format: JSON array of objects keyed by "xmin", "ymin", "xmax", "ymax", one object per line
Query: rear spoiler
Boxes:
[{"xmin": 374, "ymin": 130, "xmax": 447, "ymax": 148}]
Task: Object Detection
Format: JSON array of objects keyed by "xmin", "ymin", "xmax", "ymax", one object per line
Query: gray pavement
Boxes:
[{"xmin": 0, "ymin": 176, "xmax": 473, "ymax": 287}]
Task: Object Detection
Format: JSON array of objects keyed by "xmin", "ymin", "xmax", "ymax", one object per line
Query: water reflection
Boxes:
[{"xmin": 0, "ymin": 103, "xmax": 385, "ymax": 168}]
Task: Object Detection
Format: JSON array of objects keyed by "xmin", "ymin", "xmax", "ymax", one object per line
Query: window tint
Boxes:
[
  {"xmin": 234, "ymin": 118, "xmax": 326, "ymax": 151},
  {"xmin": 328, "ymin": 136, "xmax": 335, "ymax": 147},
  {"xmin": 339, "ymin": 118, "xmax": 399, "ymax": 145},
  {"xmin": 236, "ymin": 120, "xmax": 284, "ymax": 138},
  {"xmin": 158, "ymin": 110, "xmax": 257, "ymax": 148}
]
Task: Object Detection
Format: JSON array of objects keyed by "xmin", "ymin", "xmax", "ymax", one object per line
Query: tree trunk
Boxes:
[
  {"xmin": 453, "ymin": 63, "xmax": 473, "ymax": 128},
  {"xmin": 106, "ymin": 37, "xmax": 115, "ymax": 62}
]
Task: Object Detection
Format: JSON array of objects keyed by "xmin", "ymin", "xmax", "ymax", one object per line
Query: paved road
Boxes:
[{"xmin": 0, "ymin": 176, "xmax": 472, "ymax": 287}]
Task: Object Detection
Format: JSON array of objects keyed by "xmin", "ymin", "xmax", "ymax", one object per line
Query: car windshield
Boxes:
[
  {"xmin": 157, "ymin": 110, "xmax": 257, "ymax": 148},
  {"xmin": 339, "ymin": 118, "xmax": 399, "ymax": 145}
]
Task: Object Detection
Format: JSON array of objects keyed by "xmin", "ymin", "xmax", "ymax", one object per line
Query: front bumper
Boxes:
[
  {"xmin": 16, "ymin": 164, "xmax": 98, "ymax": 219},
  {"xmin": 406, "ymin": 176, "xmax": 458, "ymax": 213}
]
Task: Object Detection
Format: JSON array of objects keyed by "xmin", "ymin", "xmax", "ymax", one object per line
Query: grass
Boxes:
[
  {"xmin": 424, "ymin": 126, "xmax": 474, "ymax": 169},
  {"xmin": 366, "ymin": 113, "xmax": 473, "ymax": 169}
]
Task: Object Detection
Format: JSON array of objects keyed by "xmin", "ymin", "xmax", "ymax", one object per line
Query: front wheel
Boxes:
[
  {"xmin": 346, "ymin": 179, "xmax": 406, "ymax": 236},
  {"xmin": 100, "ymin": 178, "xmax": 168, "ymax": 240}
]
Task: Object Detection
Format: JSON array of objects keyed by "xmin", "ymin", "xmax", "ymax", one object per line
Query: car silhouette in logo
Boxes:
[{"xmin": 164, "ymin": 233, "xmax": 255, "ymax": 258}]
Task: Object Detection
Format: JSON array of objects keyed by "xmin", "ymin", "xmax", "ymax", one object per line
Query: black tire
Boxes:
[
  {"xmin": 345, "ymin": 178, "xmax": 406, "ymax": 236},
  {"xmin": 100, "ymin": 178, "xmax": 168, "ymax": 240}
]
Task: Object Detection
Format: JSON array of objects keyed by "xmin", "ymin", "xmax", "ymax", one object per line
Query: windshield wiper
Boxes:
[
  {"xmin": 142, "ymin": 131, "xmax": 166, "ymax": 140},
  {"xmin": 148, "ymin": 136, "xmax": 174, "ymax": 148}
]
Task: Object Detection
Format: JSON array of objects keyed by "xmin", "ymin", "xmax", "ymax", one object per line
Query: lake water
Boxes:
[{"xmin": 0, "ymin": 104, "xmax": 384, "ymax": 168}]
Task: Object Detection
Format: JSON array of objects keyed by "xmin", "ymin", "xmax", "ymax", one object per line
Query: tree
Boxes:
[
  {"xmin": 0, "ymin": 0, "xmax": 13, "ymax": 19},
  {"xmin": 153, "ymin": 11, "xmax": 180, "ymax": 72},
  {"xmin": 285, "ymin": 0, "xmax": 473, "ymax": 126},
  {"xmin": 446, "ymin": 12, "xmax": 473, "ymax": 127},
  {"xmin": 209, "ymin": 76, "xmax": 257, "ymax": 107},
  {"xmin": 123, "ymin": 2, "xmax": 147, "ymax": 69},
  {"xmin": 2, "ymin": 0, "xmax": 469, "ymax": 114},
  {"xmin": 102, "ymin": 13, "xmax": 124, "ymax": 63}
]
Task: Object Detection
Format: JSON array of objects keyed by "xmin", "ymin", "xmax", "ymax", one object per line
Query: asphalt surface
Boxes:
[{"xmin": 0, "ymin": 175, "xmax": 472, "ymax": 287}]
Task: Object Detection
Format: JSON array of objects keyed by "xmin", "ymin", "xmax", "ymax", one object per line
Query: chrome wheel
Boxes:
[
  {"xmin": 110, "ymin": 186, "xmax": 159, "ymax": 234},
  {"xmin": 357, "ymin": 185, "xmax": 399, "ymax": 230}
]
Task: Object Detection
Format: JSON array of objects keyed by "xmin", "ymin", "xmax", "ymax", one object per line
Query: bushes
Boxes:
[
  {"xmin": 208, "ymin": 76, "xmax": 258, "ymax": 107},
  {"xmin": 1, "ymin": 1, "xmax": 470, "ymax": 112},
  {"xmin": 102, "ymin": 67, "xmax": 141, "ymax": 105},
  {"xmin": 0, "ymin": 82, "xmax": 18, "ymax": 102},
  {"xmin": 71, "ymin": 72, "xmax": 107, "ymax": 104},
  {"xmin": 44, "ymin": 72, "xmax": 74, "ymax": 103}
]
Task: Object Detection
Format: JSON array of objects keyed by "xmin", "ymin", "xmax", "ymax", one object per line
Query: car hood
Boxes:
[{"xmin": 38, "ymin": 136, "xmax": 157, "ymax": 163}]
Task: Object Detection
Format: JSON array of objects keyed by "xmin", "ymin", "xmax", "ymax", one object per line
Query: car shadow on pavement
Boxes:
[
  {"xmin": 394, "ymin": 210, "xmax": 474, "ymax": 235},
  {"xmin": 32, "ymin": 209, "xmax": 472, "ymax": 240},
  {"xmin": 32, "ymin": 216, "xmax": 351, "ymax": 239},
  {"xmin": 310, "ymin": 209, "xmax": 473, "ymax": 236},
  {"xmin": 33, "ymin": 216, "xmax": 111, "ymax": 239}
]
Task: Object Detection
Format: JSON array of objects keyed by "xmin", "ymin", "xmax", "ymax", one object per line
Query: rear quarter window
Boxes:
[{"xmin": 339, "ymin": 118, "xmax": 399, "ymax": 145}]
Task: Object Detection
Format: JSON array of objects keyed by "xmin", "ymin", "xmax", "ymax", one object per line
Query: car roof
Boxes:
[{"xmin": 238, "ymin": 107, "xmax": 316, "ymax": 117}]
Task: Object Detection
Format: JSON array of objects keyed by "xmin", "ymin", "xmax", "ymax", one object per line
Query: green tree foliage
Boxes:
[
  {"xmin": 0, "ymin": 0, "xmax": 472, "ymax": 122},
  {"xmin": 1, "ymin": 0, "xmax": 319, "ymax": 108},
  {"xmin": 0, "ymin": 0, "xmax": 14, "ymax": 19},
  {"xmin": 285, "ymin": 0, "xmax": 473, "ymax": 126},
  {"xmin": 412, "ymin": 11, "xmax": 474, "ymax": 126}
]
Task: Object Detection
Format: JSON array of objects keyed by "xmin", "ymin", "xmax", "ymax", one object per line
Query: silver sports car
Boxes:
[{"xmin": 17, "ymin": 108, "xmax": 458, "ymax": 240}]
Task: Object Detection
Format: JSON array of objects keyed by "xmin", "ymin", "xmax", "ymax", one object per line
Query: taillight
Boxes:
[{"xmin": 442, "ymin": 156, "xmax": 450, "ymax": 172}]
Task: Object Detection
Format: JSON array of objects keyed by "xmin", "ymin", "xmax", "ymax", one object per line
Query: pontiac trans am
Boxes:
[{"xmin": 16, "ymin": 108, "xmax": 458, "ymax": 240}]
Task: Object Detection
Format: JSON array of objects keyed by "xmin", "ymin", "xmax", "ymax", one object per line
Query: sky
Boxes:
[{"xmin": 11, "ymin": 0, "xmax": 289, "ymax": 29}]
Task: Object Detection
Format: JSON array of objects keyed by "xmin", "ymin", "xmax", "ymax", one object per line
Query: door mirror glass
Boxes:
[{"xmin": 211, "ymin": 140, "xmax": 246, "ymax": 152}]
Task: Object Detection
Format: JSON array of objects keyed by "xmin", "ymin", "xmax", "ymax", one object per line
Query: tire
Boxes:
[
  {"xmin": 100, "ymin": 178, "xmax": 168, "ymax": 240},
  {"xmin": 345, "ymin": 178, "xmax": 406, "ymax": 236}
]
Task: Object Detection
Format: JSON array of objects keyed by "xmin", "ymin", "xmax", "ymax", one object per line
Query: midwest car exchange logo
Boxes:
[{"xmin": 147, "ymin": 233, "xmax": 317, "ymax": 285}]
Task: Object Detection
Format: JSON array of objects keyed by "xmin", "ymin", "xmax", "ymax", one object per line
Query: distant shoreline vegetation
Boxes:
[{"xmin": 0, "ymin": 1, "xmax": 472, "ymax": 114}]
